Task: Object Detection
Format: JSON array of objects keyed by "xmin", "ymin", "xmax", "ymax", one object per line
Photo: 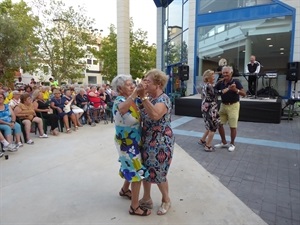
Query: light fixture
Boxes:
[
  {"xmin": 280, "ymin": 48, "xmax": 284, "ymax": 50},
  {"xmin": 218, "ymin": 56, "xmax": 221, "ymax": 58},
  {"xmin": 208, "ymin": 11, "xmax": 212, "ymax": 13},
  {"xmin": 266, "ymin": 37, "xmax": 271, "ymax": 41},
  {"xmin": 280, "ymin": 52, "xmax": 284, "ymax": 55},
  {"xmin": 269, "ymin": 45, "xmax": 273, "ymax": 47}
]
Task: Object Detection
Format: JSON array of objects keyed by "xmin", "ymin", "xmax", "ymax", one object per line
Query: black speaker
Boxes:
[
  {"xmin": 286, "ymin": 62, "xmax": 300, "ymax": 81},
  {"xmin": 178, "ymin": 65, "xmax": 189, "ymax": 81}
]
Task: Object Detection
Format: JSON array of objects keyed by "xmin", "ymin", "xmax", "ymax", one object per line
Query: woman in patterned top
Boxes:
[
  {"xmin": 137, "ymin": 69, "xmax": 175, "ymax": 215},
  {"xmin": 111, "ymin": 74, "xmax": 150, "ymax": 216},
  {"xmin": 199, "ymin": 69, "xmax": 220, "ymax": 152}
]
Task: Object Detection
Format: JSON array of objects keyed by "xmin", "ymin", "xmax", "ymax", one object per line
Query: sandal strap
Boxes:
[
  {"xmin": 157, "ymin": 202, "xmax": 171, "ymax": 215},
  {"xmin": 130, "ymin": 205, "xmax": 148, "ymax": 216},
  {"xmin": 120, "ymin": 188, "xmax": 131, "ymax": 195}
]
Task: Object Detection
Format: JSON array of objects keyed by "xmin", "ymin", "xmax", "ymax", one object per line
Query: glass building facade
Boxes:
[{"xmin": 156, "ymin": 0, "xmax": 299, "ymax": 98}]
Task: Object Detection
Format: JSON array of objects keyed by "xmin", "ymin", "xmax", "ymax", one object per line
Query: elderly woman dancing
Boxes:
[
  {"xmin": 137, "ymin": 69, "xmax": 175, "ymax": 215},
  {"xmin": 111, "ymin": 74, "xmax": 151, "ymax": 216},
  {"xmin": 198, "ymin": 69, "xmax": 220, "ymax": 152}
]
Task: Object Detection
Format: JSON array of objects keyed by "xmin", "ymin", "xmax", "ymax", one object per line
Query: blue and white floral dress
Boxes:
[{"xmin": 113, "ymin": 96, "xmax": 149, "ymax": 182}]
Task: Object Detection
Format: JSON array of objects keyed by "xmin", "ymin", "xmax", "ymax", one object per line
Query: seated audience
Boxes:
[
  {"xmin": 76, "ymin": 88, "xmax": 93, "ymax": 126},
  {"xmin": 64, "ymin": 89, "xmax": 84, "ymax": 127},
  {"xmin": 14, "ymin": 93, "xmax": 48, "ymax": 144},
  {"xmin": 50, "ymin": 89, "xmax": 79, "ymax": 133},
  {"xmin": 9, "ymin": 90, "xmax": 21, "ymax": 109},
  {"xmin": 0, "ymin": 93, "xmax": 23, "ymax": 149},
  {"xmin": 32, "ymin": 90, "xmax": 59, "ymax": 136}
]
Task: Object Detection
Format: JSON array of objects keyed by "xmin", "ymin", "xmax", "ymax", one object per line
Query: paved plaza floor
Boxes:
[{"xmin": 0, "ymin": 110, "xmax": 299, "ymax": 225}]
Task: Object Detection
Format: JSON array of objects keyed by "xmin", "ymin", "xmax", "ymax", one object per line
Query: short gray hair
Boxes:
[
  {"xmin": 111, "ymin": 74, "xmax": 133, "ymax": 92},
  {"xmin": 222, "ymin": 66, "xmax": 233, "ymax": 74}
]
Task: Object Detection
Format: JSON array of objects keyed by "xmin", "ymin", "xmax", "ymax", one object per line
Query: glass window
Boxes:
[
  {"xmin": 197, "ymin": 16, "xmax": 292, "ymax": 96},
  {"xmin": 182, "ymin": 30, "xmax": 188, "ymax": 63},
  {"xmin": 93, "ymin": 60, "xmax": 98, "ymax": 65},
  {"xmin": 87, "ymin": 59, "xmax": 92, "ymax": 64},
  {"xmin": 183, "ymin": 1, "xmax": 189, "ymax": 30},
  {"xmin": 199, "ymin": 0, "xmax": 273, "ymax": 14},
  {"xmin": 168, "ymin": 0, "xmax": 182, "ymax": 28},
  {"xmin": 88, "ymin": 76, "xmax": 97, "ymax": 84},
  {"xmin": 168, "ymin": 35, "xmax": 182, "ymax": 65}
]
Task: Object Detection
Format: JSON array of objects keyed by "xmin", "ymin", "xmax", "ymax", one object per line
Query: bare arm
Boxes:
[
  {"xmin": 118, "ymin": 89, "xmax": 138, "ymax": 115},
  {"xmin": 141, "ymin": 99, "xmax": 167, "ymax": 121}
]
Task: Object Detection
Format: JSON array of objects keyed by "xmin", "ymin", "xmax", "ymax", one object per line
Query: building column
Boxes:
[
  {"xmin": 244, "ymin": 38, "xmax": 252, "ymax": 72},
  {"xmin": 187, "ymin": 0, "xmax": 196, "ymax": 95},
  {"xmin": 156, "ymin": 7, "xmax": 163, "ymax": 70},
  {"xmin": 117, "ymin": 0, "xmax": 130, "ymax": 75}
]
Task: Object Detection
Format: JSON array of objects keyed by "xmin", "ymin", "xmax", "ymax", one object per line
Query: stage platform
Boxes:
[{"xmin": 174, "ymin": 94, "xmax": 282, "ymax": 124}]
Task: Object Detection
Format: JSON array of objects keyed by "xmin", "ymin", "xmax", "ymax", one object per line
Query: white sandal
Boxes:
[
  {"xmin": 157, "ymin": 202, "xmax": 171, "ymax": 215},
  {"xmin": 26, "ymin": 139, "xmax": 34, "ymax": 145}
]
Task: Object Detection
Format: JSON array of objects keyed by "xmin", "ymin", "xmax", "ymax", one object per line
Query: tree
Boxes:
[
  {"xmin": 93, "ymin": 21, "xmax": 156, "ymax": 82},
  {"xmin": 0, "ymin": 0, "xmax": 40, "ymax": 86},
  {"xmin": 33, "ymin": 0, "xmax": 96, "ymax": 84}
]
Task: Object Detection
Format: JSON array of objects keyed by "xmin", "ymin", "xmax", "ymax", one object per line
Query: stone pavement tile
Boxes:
[
  {"xmin": 231, "ymin": 176, "xmax": 243, "ymax": 183},
  {"xmin": 276, "ymin": 216, "xmax": 293, "ymax": 225},
  {"xmin": 219, "ymin": 175, "xmax": 231, "ymax": 186},
  {"xmin": 277, "ymin": 205, "xmax": 292, "ymax": 219},
  {"xmin": 260, "ymin": 211, "xmax": 276, "ymax": 224},
  {"xmin": 248, "ymin": 200, "xmax": 262, "ymax": 214},
  {"xmin": 227, "ymin": 180, "xmax": 240, "ymax": 193},
  {"xmin": 251, "ymin": 183, "xmax": 265, "ymax": 196},
  {"xmin": 291, "ymin": 203, "xmax": 300, "ymax": 221},
  {"xmin": 290, "ymin": 189, "xmax": 300, "ymax": 200},
  {"xmin": 292, "ymin": 220, "xmax": 300, "ymax": 225},
  {"xmin": 262, "ymin": 201, "xmax": 277, "ymax": 214},
  {"xmin": 263, "ymin": 189, "xmax": 277, "ymax": 203}
]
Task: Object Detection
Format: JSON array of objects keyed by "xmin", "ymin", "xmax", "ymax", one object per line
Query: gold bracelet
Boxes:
[{"xmin": 141, "ymin": 96, "xmax": 149, "ymax": 101}]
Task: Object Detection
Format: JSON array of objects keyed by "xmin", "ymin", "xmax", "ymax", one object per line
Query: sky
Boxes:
[
  {"xmin": 12, "ymin": 0, "xmax": 157, "ymax": 44},
  {"xmin": 60, "ymin": 0, "xmax": 157, "ymax": 44}
]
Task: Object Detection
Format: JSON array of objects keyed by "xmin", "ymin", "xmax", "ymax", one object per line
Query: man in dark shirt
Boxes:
[
  {"xmin": 214, "ymin": 66, "xmax": 246, "ymax": 152},
  {"xmin": 245, "ymin": 55, "xmax": 261, "ymax": 95}
]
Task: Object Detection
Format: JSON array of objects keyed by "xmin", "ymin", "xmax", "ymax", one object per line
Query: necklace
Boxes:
[{"xmin": 151, "ymin": 92, "xmax": 164, "ymax": 103}]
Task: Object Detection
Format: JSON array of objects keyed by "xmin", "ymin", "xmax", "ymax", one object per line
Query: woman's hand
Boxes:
[{"xmin": 137, "ymin": 83, "xmax": 146, "ymax": 97}]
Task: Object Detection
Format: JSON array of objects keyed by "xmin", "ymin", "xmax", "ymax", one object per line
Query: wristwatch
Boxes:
[{"xmin": 236, "ymin": 90, "xmax": 240, "ymax": 94}]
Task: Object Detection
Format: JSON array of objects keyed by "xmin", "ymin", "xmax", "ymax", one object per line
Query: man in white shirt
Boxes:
[{"xmin": 245, "ymin": 55, "xmax": 261, "ymax": 95}]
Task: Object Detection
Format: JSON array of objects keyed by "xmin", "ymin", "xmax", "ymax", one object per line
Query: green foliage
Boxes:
[
  {"xmin": 0, "ymin": 0, "xmax": 40, "ymax": 85},
  {"xmin": 34, "ymin": 0, "xmax": 95, "ymax": 85},
  {"xmin": 93, "ymin": 21, "xmax": 156, "ymax": 82}
]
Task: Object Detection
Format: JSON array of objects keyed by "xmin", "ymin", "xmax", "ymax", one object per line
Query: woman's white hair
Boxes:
[{"xmin": 111, "ymin": 74, "xmax": 132, "ymax": 92}]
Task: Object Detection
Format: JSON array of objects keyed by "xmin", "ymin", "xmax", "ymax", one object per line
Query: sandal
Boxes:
[
  {"xmin": 26, "ymin": 139, "xmax": 34, "ymax": 145},
  {"xmin": 129, "ymin": 205, "xmax": 151, "ymax": 216},
  {"xmin": 197, "ymin": 139, "xmax": 206, "ymax": 146},
  {"xmin": 74, "ymin": 126, "xmax": 79, "ymax": 131},
  {"xmin": 66, "ymin": 128, "xmax": 71, "ymax": 134},
  {"xmin": 139, "ymin": 198, "xmax": 153, "ymax": 209},
  {"xmin": 157, "ymin": 202, "xmax": 171, "ymax": 215},
  {"xmin": 119, "ymin": 188, "xmax": 131, "ymax": 200},
  {"xmin": 204, "ymin": 145, "xmax": 215, "ymax": 152}
]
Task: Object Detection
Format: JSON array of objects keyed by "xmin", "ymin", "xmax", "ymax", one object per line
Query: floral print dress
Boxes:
[
  {"xmin": 113, "ymin": 96, "xmax": 149, "ymax": 182},
  {"xmin": 201, "ymin": 83, "xmax": 220, "ymax": 132},
  {"xmin": 140, "ymin": 93, "xmax": 175, "ymax": 184}
]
